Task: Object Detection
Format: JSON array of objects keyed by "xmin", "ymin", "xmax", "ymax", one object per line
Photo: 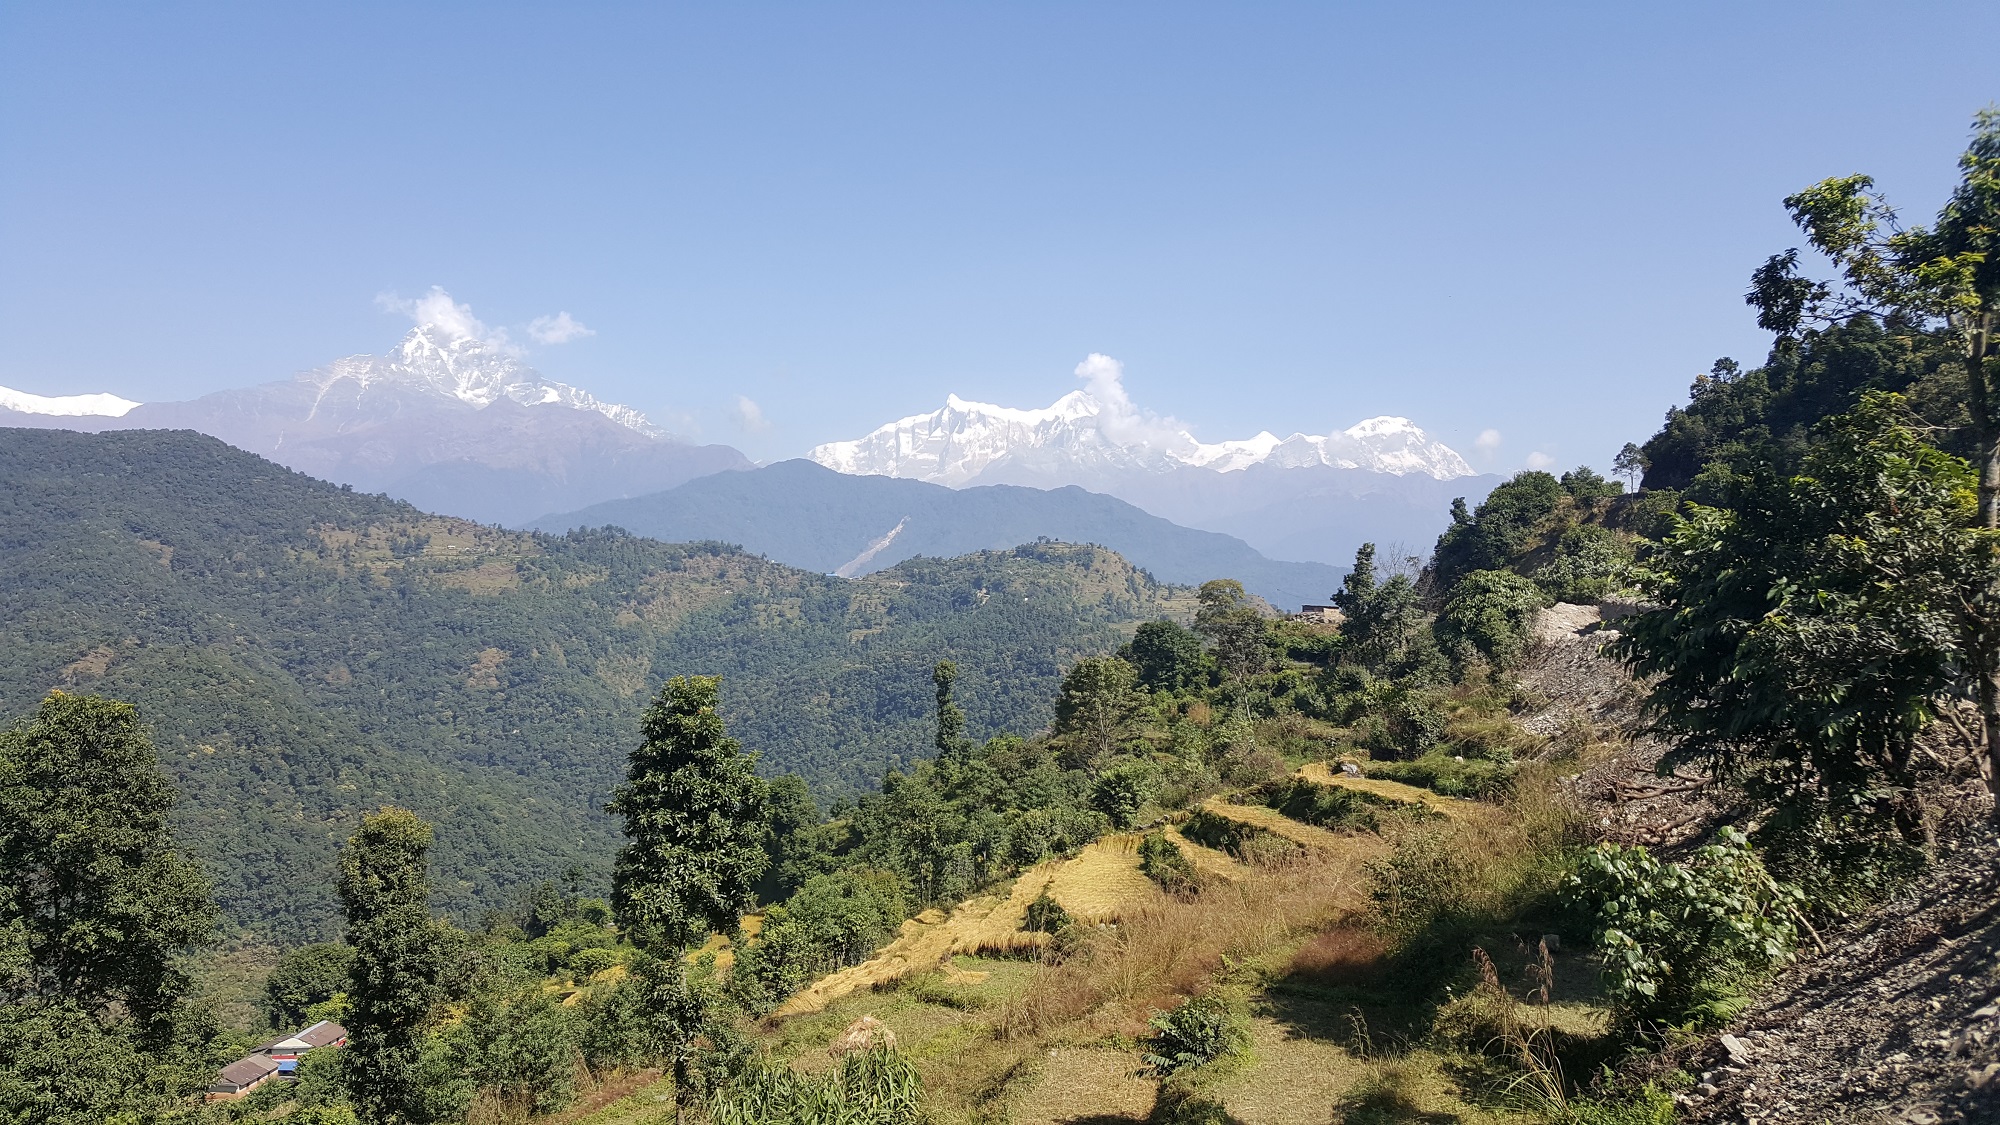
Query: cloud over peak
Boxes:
[
  {"xmin": 528, "ymin": 311, "xmax": 594, "ymax": 345},
  {"xmin": 376, "ymin": 287, "xmax": 595, "ymax": 352}
]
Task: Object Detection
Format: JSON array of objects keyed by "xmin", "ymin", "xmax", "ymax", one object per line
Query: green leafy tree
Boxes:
[
  {"xmin": 1052, "ymin": 656, "xmax": 1143, "ymax": 769},
  {"xmin": 1432, "ymin": 569, "xmax": 1551, "ymax": 669},
  {"xmin": 609, "ymin": 676, "xmax": 771, "ymax": 953},
  {"xmin": 1125, "ymin": 619, "xmax": 1209, "ymax": 692},
  {"xmin": 1193, "ymin": 579, "xmax": 1270, "ymax": 683},
  {"xmin": 338, "ymin": 808, "xmax": 471, "ymax": 1125},
  {"xmin": 1613, "ymin": 442, "xmax": 1648, "ymax": 490},
  {"xmin": 1332, "ymin": 544, "xmax": 1431, "ymax": 674},
  {"xmin": 1745, "ymin": 110, "xmax": 2000, "ymax": 792},
  {"xmin": 265, "ymin": 941, "xmax": 357, "ymax": 1028},
  {"xmin": 754, "ymin": 774, "xmax": 838, "ymax": 907},
  {"xmin": 931, "ymin": 660, "xmax": 971, "ymax": 761},
  {"xmin": 1428, "ymin": 472, "xmax": 1566, "ymax": 592},
  {"xmin": 0, "ymin": 692, "xmax": 221, "ymax": 1122},
  {"xmin": 1088, "ymin": 760, "xmax": 1153, "ymax": 829},
  {"xmin": 1614, "ymin": 396, "xmax": 1983, "ymax": 851}
]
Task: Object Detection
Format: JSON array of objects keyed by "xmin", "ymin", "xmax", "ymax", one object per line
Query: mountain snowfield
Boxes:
[
  {"xmin": 0, "ymin": 384, "xmax": 141, "ymax": 417},
  {"xmin": 309, "ymin": 325, "xmax": 665, "ymax": 437},
  {"xmin": 807, "ymin": 389, "xmax": 1475, "ymax": 486},
  {"xmin": 0, "ymin": 321, "xmax": 744, "ymax": 527}
]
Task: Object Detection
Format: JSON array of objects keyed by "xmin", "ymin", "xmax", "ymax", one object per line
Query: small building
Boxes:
[
  {"xmin": 206, "ymin": 1053, "xmax": 279, "ymax": 1102},
  {"xmin": 264, "ymin": 1019, "xmax": 348, "ymax": 1077},
  {"xmin": 1296, "ymin": 604, "xmax": 1346, "ymax": 625}
]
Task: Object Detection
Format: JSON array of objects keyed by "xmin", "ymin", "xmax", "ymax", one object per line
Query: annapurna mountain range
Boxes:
[
  {"xmin": 5, "ymin": 337, "xmax": 1493, "ymax": 580},
  {"xmin": 0, "ymin": 326, "xmax": 747, "ymax": 526},
  {"xmin": 803, "ymin": 367, "xmax": 1496, "ymax": 567}
]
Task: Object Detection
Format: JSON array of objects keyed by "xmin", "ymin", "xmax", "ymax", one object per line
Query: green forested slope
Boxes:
[{"xmin": 0, "ymin": 428, "xmax": 1193, "ymax": 937}]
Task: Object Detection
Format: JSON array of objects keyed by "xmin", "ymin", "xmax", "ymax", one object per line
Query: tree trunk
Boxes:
[{"xmin": 1964, "ymin": 313, "xmax": 2000, "ymax": 801}]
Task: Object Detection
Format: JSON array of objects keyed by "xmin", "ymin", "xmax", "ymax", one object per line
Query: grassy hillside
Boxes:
[
  {"xmin": 529, "ymin": 458, "xmax": 1346, "ymax": 611},
  {"xmin": 0, "ymin": 428, "xmax": 1193, "ymax": 937}
]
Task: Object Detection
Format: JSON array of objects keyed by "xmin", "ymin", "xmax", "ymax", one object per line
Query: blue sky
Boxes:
[{"xmin": 2, "ymin": 2, "xmax": 1996, "ymax": 471}]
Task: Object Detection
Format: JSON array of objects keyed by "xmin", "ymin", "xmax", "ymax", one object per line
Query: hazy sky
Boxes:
[{"xmin": 3, "ymin": 3, "xmax": 1996, "ymax": 470}]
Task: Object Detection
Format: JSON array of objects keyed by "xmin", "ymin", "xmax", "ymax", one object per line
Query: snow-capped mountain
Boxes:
[
  {"xmin": 0, "ymin": 323, "xmax": 747, "ymax": 526},
  {"xmin": 805, "ymin": 362, "xmax": 1493, "ymax": 569},
  {"xmin": 310, "ymin": 325, "xmax": 665, "ymax": 437},
  {"xmin": 808, "ymin": 390, "xmax": 1474, "ymax": 486},
  {"xmin": 0, "ymin": 385, "xmax": 141, "ymax": 418}
]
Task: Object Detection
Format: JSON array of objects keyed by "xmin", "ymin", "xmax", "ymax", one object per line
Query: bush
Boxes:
[
  {"xmin": 1023, "ymin": 888, "xmax": 1072, "ymax": 935},
  {"xmin": 1137, "ymin": 829, "xmax": 1197, "ymax": 894},
  {"xmin": 1363, "ymin": 754, "xmax": 1511, "ymax": 799},
  {"xmin": 1535, "ymin": 523, "xmax": 1631, "ymax": 604},
  {"xmin": 1256, "ymin": 776, "xmax": 1390, "ymax": 831},
  {"xmin": 1138, "ymin": 996, "xmax": 1246, "ymax": 1077},
  {"xmin": 1568, "ymin": 828, "xmax": 1804, "ymax": 1030},
  {"xmin": 707, "ymin": 1047, "xmax": 923, "ymax": 1125},
  {"xmin": 567, "ymin": 946, "xmax": 620, "ymax": 979},
  {"xmin": 1090, "ymin": 761, "xmax": 1154, "ymax": 829},
  {"xmin": 1432, "ymin": 569, "xmax": 1551, "ymax": 670}
]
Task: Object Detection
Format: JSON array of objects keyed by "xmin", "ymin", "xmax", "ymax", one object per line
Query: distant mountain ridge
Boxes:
[
  {"xmin": 531, "ymin": 459, "xmax": 1348, "ymax": 610},
  {"xmin": 804, "ymin": 366, "xmax": 1495, "ymax": 567},
  {"xmin": 0, "ymin": 324, "xmax": 748, "ymax": 526},
  {"xmin": 808, "ymin": 388, "xmax": 1475, "ymax": 486}
]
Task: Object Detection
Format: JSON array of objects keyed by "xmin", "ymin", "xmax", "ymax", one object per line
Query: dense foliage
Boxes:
[
  {"xmin": 0, "ymin": 428, "xmax": 1192, "ymax": 935},
  {"xmin": 0, "ymin": 693, "xmax": 221, "ymax": 1124}
]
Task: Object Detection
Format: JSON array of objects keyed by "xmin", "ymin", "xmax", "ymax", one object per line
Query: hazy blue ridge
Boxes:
[{"xmin": 529, "ymin": 459, "xmax": 1346, "ymax": 611}]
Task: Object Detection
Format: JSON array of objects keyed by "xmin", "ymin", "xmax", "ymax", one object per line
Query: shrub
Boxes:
[
  {"xmin": 1257, "ymin": 776, "xmax": 1389, "ymax": 831},
  {"xmin": 567, "ymin": 946, "xmax": 620, "ymax": 979},
  {"xmin": 707, "ymin": 1047, "xmax": 923, "ymax": 1125},
  {"xmin": 1090, "ymin": 761, "xmax": 1154, "ymax": 828},
  {"xmin": 1535, "ymin": 523, "xmax": 1630, "ymax": 604},
  {"xmin": 1567, "ymin": 828, "xmax": 1805, "ymax": 1030},
  {"xmin": 1023, "ymin": 888, "xmax": 1072, "ymax": 935},
  {"xmin": 1364, "ymin": 754, "xmax": 1511, "ymax": 799},
  {"xmin": 1137, "ymin": 829, "xmax": 1198, "ymax": 894},
  {"xmin": 1139, "ymin": 996, "xmax": 1246, "ymax": 1077},
  {"xmin": 1433, "ymin": 569, "xmax": 1551, "ymax": 670}
]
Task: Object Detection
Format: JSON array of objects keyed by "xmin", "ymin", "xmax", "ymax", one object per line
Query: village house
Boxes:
[{"xmin": 204, "ymin": 1020, "xmax": 348, "ymax": 1102}]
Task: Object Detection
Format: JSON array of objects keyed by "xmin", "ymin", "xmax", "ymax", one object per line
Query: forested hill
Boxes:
[{"xmin": 0, "ymin": 428, "xmax": 1195, "ymax": 937}]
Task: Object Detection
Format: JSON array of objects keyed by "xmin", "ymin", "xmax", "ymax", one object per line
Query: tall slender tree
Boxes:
[
  {"xmin": 1746, "ymin": 109, "xmax": 2000, "ymax": 793},
  {"xmin": 609, "ymin": 676, "xmax": 770, "ymax": 953},
  {"xmin": 338, "ymin": 808, "xmax": 464, "ymax": 1125},
  {"xmin": 932, "ymin": 659, "xmax": 971, "ymax": 763}
]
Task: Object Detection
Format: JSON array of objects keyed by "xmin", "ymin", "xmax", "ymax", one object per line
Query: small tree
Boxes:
[
  {"xmin": 1432, "ymin": 569, "xmax": 1551, "ymax": 669},
  {"xmin": 609, "ymin": 676, "xmax": 770, "ymax": 954},
  {"xmin": 1127, "ymin": 620, "xmax": 1208, "ymax": 693},
  {"xmin": 1613, "ymin": 442, "xmax": 1648, "ymax": 490},
  {"xmin": 1614, "ymin": 395, "xmax": 1983, "ymax": 854},
  {"xmin": 1053, "ymin": 656, "xmax": 1143, "ymax": 769},
  {"xmin": 0, "ymin": 693, "xmax": 218, "ymax": 1028},
  {"xmin": 1745, "ymin": 110, "xmax": 2000, "ymax": 794},
  {"xmin": 0, "ymin": 692, "xmax": 220, "ymax": 1123},
  {"xmin": 265, "ymin": 942, "xmax": 356, "ymax": 1028},
  {"xmin": 1194, "ymin": 579, "xmax": 1270, "ymax": 683}
]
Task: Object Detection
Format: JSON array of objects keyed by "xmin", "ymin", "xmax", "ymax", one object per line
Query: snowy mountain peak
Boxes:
[
  {"xmin": 0, "ymin": 385, "xmax": 142, "ymax": 418},
  {"xmin": 307, "ymin": 325, "xmax": 663, "ymax": 437},
  {"xmin": 808, "ymin": 380, "xmax": 1473, "ymax": 487}
]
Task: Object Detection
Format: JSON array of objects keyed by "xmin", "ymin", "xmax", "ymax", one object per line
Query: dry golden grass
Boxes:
[
  {"xmin": 1284, "ymin": 924, "xmax": 1392, "ymax": 990},
  {"xmin": 1043, "ymin": 833, "xmax": 1160, "ymax": 922},
  {"xmin": 999, "ymin": 849, "xmax": 1369, "ymax": 1042},
  {"xmin": 1297, "ymin": 760, "xmax": 1482, "ymax": 819},
  {"xmin": 1162, "ymin": 824, "xmax": 1245, "ymax": 883},
  {"xmin": 1006, "ymin": 1047, "xmax": 1156, "ymax": 1125},
  {"xmin": 952, "ymin": 873, "xmax": 1056, "ymax": 958},
  {"xmin": 1197, "ymin": 796, "xmax": 1378, "ymax": 853}
]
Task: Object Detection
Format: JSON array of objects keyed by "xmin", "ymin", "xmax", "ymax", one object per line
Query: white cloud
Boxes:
[
  {"xmin": 376, "ymin": 286, "xmax": 518, "ymax": 353},
  {"xmin": 1073, "ymin": 353, "xmax": 1189, "ymax": 449},
  {"xmin": 733, "ymin": 395, "xmax": 770, "ymax": 432},
  {"xmin": 1525, "ymin": 451, "xmax": 1555, "ymax": 470},
  {"xmin": 528, "ymin": 311, "xmax": 595, "ymax": 345},
  {"xmin": 1475, "ymin": 429, "xmax": 1502, "ymax": 455}
]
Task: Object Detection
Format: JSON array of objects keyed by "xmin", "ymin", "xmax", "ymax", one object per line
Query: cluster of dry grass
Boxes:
[{"xmin": 998, "ymin": 847, "xmax": 1370, "ymax": 1042}]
